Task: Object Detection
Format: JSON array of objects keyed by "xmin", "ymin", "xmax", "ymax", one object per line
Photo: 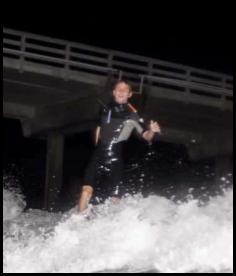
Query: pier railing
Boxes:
[{"xmin": 3, "ymin": 28, "xmax": 233, "ymax": 108}]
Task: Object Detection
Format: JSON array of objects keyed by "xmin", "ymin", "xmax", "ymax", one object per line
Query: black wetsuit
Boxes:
[{"xmin": 84, "ymin": 101, "xmax": 146, "ymax": 200}]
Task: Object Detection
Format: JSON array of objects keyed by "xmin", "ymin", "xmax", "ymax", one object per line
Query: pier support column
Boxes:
[{"xmin": 44, "ymin": 132, "xmax": 64, "ymax": 211}]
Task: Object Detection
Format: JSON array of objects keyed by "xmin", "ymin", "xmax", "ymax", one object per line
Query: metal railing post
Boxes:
[
  {"xmin": 147, "ymin": 61, "xmax": 153, "ymax": 86},
  {"xmin": 19, "ymin": 34, "xmax": 26, "ymax": 73},
  {"xmin": 64, "ymin": 44, "xmax": 71, "ymax": 81},
  {"xmin": 108, "ymin": 51, "xmax": 113, "ymax": 68},
  {"xmin": 118, "ymin": 70, "xmax": 123, "ymax": 80},
  {"xmin": 185, "ymin": 69, "xmax": 192, "ymax": 103},
  {"xmin": 139, "ymin": 75, "xmax": 145, "ymax": 94},
  {"xmin": 221, "ymin": 77, "xmax": 227, "ymax": 110}
]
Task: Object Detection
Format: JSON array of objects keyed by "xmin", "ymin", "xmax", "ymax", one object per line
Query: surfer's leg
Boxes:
[
  {"xmin": 78, "ymin": 147, "xmax": 101, "ymax": 212},
  {"xmin": 78, "ymin": 185, "xmax": 94, "ymax": 212}
]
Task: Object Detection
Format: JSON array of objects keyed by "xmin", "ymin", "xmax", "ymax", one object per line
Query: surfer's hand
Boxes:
[{"xmin": 149, "ymin": 120, "xmax": 161, "ymax": 134}]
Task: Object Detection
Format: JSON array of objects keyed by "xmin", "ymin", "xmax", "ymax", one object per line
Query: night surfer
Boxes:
[{"xmin": 77, "ymin": 80, "xmax": 161, "ymax": 212}]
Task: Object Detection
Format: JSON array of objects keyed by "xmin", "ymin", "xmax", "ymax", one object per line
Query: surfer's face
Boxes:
[{"xmin": 113, "ymin": 82, "xmax": 132, "ymax": 104}]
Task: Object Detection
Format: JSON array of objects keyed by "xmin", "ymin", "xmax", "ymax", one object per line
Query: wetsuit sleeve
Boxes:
[{"xmin": 130, "ymin": 113, "xmax": 159, "ymax": 142}]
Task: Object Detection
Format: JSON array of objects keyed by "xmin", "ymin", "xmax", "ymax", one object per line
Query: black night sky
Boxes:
[{"xmin": 3, "ymin": 14, "xmax": 233, "ymax": 210}]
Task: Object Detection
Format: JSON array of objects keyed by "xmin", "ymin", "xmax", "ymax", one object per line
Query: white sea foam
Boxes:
[{"xmin": 3, "ymin": 181, "xmax": 233, "ymax": 273}]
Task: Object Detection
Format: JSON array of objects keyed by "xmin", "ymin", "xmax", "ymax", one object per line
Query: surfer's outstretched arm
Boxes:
[{"xmin": 77, "ymin": 126, "xmax": 100, "ymax": 212}]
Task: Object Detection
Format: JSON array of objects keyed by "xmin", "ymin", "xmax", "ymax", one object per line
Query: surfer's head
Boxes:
[{"xmin": 113, "ymin": 80, "xmax": 133, "ymax": 104}]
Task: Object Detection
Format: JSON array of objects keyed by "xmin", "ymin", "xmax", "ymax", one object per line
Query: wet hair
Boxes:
[{"xmin": 113, "ymin": 80, "xmax": 132, "ymax": 92}]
